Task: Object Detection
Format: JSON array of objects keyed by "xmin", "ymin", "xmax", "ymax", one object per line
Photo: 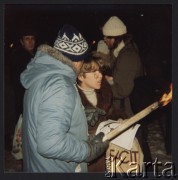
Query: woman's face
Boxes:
[{"xmin": 78, "ymin": 62, "xmax": 103, "ymax": 90}]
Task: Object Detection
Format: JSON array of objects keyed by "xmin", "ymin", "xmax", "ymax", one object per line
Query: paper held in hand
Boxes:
[{"xmin": 95, "ymin": 119, "xmax": 140, "ymax": 150}]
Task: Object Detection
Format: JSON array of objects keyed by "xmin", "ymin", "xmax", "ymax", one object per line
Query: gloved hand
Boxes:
[
  {"xmin": 85, "ymin": 132, "xmax": 109, "ymax": 163},
  {"xmin": 85, "ymin": 107, "xmax": 106, "ymax": 127}
]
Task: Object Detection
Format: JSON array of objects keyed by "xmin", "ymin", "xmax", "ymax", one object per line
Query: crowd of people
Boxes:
[{"xmin": 5, "ymin": 16, "xmax": 171, "ymax": 173}]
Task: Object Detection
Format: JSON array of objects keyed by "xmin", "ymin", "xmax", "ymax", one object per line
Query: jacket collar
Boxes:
[{"xmin": 37, "ymin": 44, "xmax": 78, "ymax": 75}]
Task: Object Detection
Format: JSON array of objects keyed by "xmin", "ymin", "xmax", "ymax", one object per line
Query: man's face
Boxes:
[
  {"xmin": 103, "ymin": 36, "xmax": 115, "ymax": 49},
  {"xmin": 20, "ymin": 35, "xmax": 36, "ymax": 52}
]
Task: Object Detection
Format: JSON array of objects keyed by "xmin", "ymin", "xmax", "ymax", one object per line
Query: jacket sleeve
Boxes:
[
  {"xmin": 111, "ymin": 50, "xmax": 140, "ymax": 99},
  {"xmin": 36, "ymin": 77, "xmax": 89, "ymax": 162}
]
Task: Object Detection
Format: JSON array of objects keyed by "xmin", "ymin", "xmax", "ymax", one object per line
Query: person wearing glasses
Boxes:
[
  {"xmin": 97, "ymin": 16, "xmax": 148, "ymax": 163},
  {"xmin": 101, "ymin": 16, "xmax": 144, "ymax": 118},
  {"xmin": 77, "ymin": 55, "xmax": 126, "ymax": 172}
]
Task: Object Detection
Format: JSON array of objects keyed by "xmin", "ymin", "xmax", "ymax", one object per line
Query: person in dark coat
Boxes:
[
  {"xmin": 101, "ymin": 16, "xmax": 144, "ymax": 118},
  {"xmin": 9, "ymin": 28, "xmax": 36, "ymax": 125},
  {"xmin": 77, "ymin": 55, "xmax": 126, "ymax": 172},
  {"xmin": 96, "ymin": 16, "xmax": 152, "ymax": 163}
]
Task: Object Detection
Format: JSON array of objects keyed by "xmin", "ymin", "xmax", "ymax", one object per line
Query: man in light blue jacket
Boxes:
[{"xmin": 20, "ymin": 25, "xmax": 109, "ymax": 172}]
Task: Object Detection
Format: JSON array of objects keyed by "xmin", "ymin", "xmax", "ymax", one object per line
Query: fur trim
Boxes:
[
  {"xmin": 37, "ymin": 44, "xmax": 78, "ymax": 74},
  {"xmin": 92, "ymin": 51, "xmax": 111, "ymax": 68}
]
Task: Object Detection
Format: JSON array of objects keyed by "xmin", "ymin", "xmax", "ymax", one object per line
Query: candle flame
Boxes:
[{"xmin": 159, "ymin": 83, "xmax": 172, "ymax": 106}]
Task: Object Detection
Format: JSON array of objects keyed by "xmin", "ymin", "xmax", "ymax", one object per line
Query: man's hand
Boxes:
[{"xmin": 85, "ymin": 132, "xmax": 109, "ymax": 162}]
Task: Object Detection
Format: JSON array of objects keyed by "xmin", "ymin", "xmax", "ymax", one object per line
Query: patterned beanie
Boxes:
[
  {"xmin": 54, "ymin": 24, "xmax": 89, "ymax": 62},
  {"xmin": 102, "ymin": 16, "xmax": 127, "ymax": 36}
]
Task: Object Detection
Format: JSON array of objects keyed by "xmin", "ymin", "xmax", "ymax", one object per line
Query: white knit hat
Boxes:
[{"xmin": 102, "ymin": 16, "xmax": 127, "ymax": 36}]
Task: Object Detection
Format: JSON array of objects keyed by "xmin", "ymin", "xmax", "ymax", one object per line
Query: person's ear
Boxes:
[{"xmin": 78, "ymin": 75, "xmax": 84, "ymax": 82}]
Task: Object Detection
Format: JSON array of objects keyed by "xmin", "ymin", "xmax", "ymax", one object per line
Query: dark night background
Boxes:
[
  {"xmin": 4, "ymin": 4, "xmax": 172, "ymax": 83},
  {"xmin": 4, "ymin": 4, "xmax": 171, "ymax": 71}
]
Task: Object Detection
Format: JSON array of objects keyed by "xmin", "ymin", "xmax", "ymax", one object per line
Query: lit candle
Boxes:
[{"xmin": 102, "ymin": 84, "xmax": 172, "ymax": 142}]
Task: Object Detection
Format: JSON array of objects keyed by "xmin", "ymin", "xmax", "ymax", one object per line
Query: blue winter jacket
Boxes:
[{"xmin": 20, "ymin": 44, "xmax": 89, "ymax": 172}]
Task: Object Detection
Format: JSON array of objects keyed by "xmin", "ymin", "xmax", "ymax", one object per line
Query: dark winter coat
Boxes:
[
  {"xmin": 77, "ymin": 77, "xmax": 127, "ymax": 172},
  {"xmin": 77, "ymin": 78, "xmax": 112, "ymax": 134},
  {"xmin": 111, "ymin": 37, "xmax": 144, "ymax": 117}
]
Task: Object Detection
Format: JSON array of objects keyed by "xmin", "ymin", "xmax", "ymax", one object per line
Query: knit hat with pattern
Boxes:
[{"xmin": 54, "ymin": 24, "xmax": 89, "ymax": 61}]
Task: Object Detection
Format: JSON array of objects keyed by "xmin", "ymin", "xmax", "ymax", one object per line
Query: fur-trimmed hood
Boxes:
[{"xmin": 21, "ymin": 44, "xmax": 78, "ymax": 89}]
